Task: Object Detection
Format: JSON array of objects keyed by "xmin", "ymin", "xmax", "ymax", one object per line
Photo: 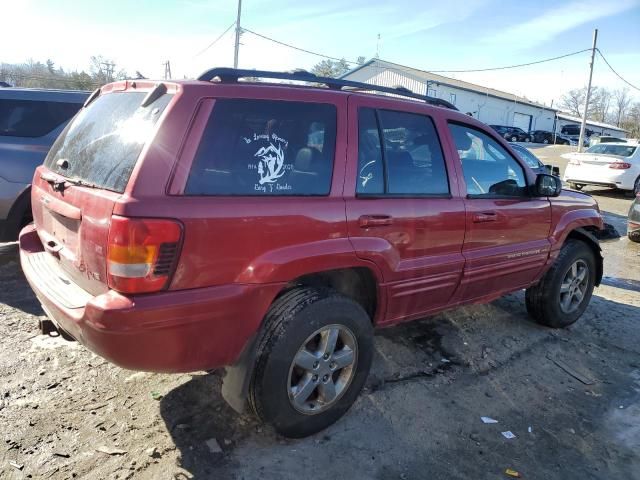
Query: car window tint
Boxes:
[
  {"xmin": 0, "ymin": 99, "xmax": 81, "ymax": 137},
  {"xmin": 449, "ymin": 123, "xmax": 527, "ymax": 197},
  {"xmin": 186, "ymin": 99, "xmax": 336, "ymax": 196},
  {"xmin": 356, "ymin": 108, "xmax": 384, "ymax": 195},
  {"xmin": 378, "ymin": 109, "xmax": 449, "ymax": 195},
  {"xmin": 45, "ymin": 92, "xmax": 172, "ymax": 193}
]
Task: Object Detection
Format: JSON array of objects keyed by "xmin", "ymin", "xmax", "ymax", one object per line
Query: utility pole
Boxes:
[
  {"xmin": 578, "ymin": 29, "xmax": 598, "ymax": 152},
  {"xmin": 163, "ymin": 61, "xmax": 172, "ymax": 80},
  {"xmin": 233, "ymin": 0, "xmax": 242, "ymax": 69}
]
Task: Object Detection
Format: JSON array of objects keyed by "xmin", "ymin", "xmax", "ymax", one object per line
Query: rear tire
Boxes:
[
  {"xmin": 525, "ymin": 239, "xmax": 596, "ymax": 328},
  {"xmin": 625, "ymin": 176, "xmax": 640, "ymax": 198},
  {"xmin": 543, "ymin": 138, "xmax": 549, "ymax": 144},
  {"xmin": 510, "ymin": 135, "xmax": 518, "ymax": 142},
  {"xmin": 249, "ymin": 287, "xmax": 373, "ymax": 438},
  {"xmin": 629, "ymin": 230, "xmax": 640, "ymax": 243},
  {"xmin": 569, "ymin": 182, "xmax": 584, "ymax": 191}
]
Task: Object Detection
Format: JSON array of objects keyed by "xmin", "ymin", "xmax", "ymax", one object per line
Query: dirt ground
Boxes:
[{"xmin": 1, "ymin": 144, "xmax": 639, "ymax": 479}]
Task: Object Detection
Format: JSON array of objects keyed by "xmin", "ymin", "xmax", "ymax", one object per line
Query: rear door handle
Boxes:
[
  {"xmin": 472, "ymin": 212, "xmax": 498, "ymax": 223},
  {"xmin": 359, "ymin": 215, "xmax": 393, "ymax": 228}
]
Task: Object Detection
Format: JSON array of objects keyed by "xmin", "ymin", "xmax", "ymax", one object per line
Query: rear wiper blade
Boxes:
[
  {"xmin": 65, "ymin": 177, "xmax": 101, "ymax": 189},
  {"xmin": 41, "ymin": 172, "xmax": 102, "ymax": 192}
]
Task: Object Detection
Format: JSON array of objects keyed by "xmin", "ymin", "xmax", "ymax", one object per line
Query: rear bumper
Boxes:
[
  {"xmin": 564, "ymin": 166, "xmax": 634, "ymax": 190},
  {"xmin": 19, "ymin": 225, "xmax": 283, "ymax": 373}
]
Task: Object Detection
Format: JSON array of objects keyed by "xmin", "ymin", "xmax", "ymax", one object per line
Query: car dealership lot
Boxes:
[{"xmin": 1, "ymin": 145, "xmax": 639, "ymax": 479}]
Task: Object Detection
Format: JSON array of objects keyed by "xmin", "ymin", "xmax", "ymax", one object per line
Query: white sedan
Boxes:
[{"xmin": 563, "ymin": 142, "xmax": 640, "ymax": 196}]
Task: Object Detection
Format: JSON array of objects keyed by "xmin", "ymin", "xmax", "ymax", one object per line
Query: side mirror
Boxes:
[
  {"xmin": 544, "ymin": 164, "xmax": 561, "ymax": 177},
  {"xmin": 534, "ymin": 173, "xmax": 562, "ymax": 197}
]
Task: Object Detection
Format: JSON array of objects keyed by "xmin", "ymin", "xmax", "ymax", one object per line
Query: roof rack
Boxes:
[{"xmin": 196, "ymin": 67, "xmax": 457, "ymax": 110}]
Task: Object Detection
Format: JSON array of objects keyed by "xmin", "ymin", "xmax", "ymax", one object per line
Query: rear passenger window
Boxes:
[
  {"xmin": 356, "ymin": 108, "xmax": 449, "ymax": 196},
  {"xmin": 185, "ymin": 99, "xmax": 336, "ymax": 196},
  {"xmin": 0, "ymin": 99, "xmax": 80, "ymax": 137}
]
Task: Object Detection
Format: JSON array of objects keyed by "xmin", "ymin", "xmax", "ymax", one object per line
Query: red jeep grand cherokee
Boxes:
[{"xmin": 19, "ymin": 69, "xmax": 604, "ymax": 438}]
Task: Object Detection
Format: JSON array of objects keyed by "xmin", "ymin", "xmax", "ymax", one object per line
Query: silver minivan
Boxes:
[{"xmin": 0, "ymin": 87, "xmax": 87, "ymax": 241}]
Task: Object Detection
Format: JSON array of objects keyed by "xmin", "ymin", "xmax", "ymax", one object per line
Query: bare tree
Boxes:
[
  {"xmin": 613, "ymin": 88, "xmax": 632, "ymax": 127},
  {"xmin": 0, "ymin": 56, "xmax": 128, "ymax": 91},
  {"xmin": 621, "ymin": 102, "xmax": 640, "ymax": 137},
  {"xmin": 559, "ymin": 88, "xmax": 585, "ymax": 117},
  {"xmin": 590, "ymin": 87, "xmax": 611, "ymax": 123}
]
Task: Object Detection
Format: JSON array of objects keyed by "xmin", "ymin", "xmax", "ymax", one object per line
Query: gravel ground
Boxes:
[{"xmin": 1, "ymin": 145, "xmax": 639, "ymax": 479}]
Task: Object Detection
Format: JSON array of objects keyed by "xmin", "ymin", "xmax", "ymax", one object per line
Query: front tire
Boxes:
[
  {"xmin": 569, "ymin": 182, "xmax": 584, "ymax": 191},
  {"xmin": 543, "ymin": 138, "xmax": 549, "ymax": 144},
  {"xmin": 249, "ymin": 287, "xmax": 373, "ymax": 438},
  {"xmin": 525, "ymin": 239, "xmax": 596, "ymax": 328}
]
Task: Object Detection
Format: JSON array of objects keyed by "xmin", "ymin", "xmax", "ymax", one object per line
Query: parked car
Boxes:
[
  {"xmin": 628, "ymin": 196, "xmax": 640, "ymax": 243},
  {"xmin": 489, "ymin": 124, "xmax": 531, "ymax": 142},
  {"xmin": 589, "ymin": 135, "xmax": 627, "ymax": 147},
  {"xmin": 563, "ymin": 143, "xmax": 640, "ymax": 196},
  {"xmin": 19, "ymin": 69, "xmax": 604, "ymax": 438},
  {"xmin": 0, "ymin": 87, "xmax": 87, "ymax": 241},
  {"xmin": 561, "ymin": 125, "xmax": 593, "ymax": 137},
  {"xmin": 529, "ymin": 130, "xmax": 570, "ymax": 145},
  {"xmin": 509, "ymin": 143, "xmax": 560, "ymax": 176}
]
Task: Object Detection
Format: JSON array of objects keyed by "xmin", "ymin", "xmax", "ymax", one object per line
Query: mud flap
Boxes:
[
  {"xmin": 574, "ymin": 227, "xmax": 604, "ymax": 286},
  {"xmin": 593, "ymin": 223, "xmax": 619, "ymax": 240},
  {"xmin": 220, "ymin": 333, "xmax": 259, "ymax": 414}
]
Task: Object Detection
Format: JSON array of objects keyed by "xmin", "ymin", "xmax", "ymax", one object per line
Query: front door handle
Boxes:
[
  {"xmin": 359, "ymin": 215, "xmax": 393, "ymax": 228},
  {"xmin": 472, "ymin": 212, "xmax": 498, "ymax": 223}
]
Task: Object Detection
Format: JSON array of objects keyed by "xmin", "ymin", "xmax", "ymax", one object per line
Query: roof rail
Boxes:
[{"xmin": 196, "ymin": 67, "xmax": 457, "ymax": 110}]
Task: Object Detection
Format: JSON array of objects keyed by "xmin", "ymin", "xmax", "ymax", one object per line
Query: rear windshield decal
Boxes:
[{"xmin": 244, "ymin": 133, "xmax": 292, "ymax": 192}]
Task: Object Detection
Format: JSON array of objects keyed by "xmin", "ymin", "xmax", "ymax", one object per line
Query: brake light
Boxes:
[
  {"xmin": 609, "ymin": 162, "xmax": 631, "ymax": 169},
  {"xmin": 569, "ymin": 159, "xmax": 581, "ymax": 165},
  {"xmin": 107, "ymin": 216, "xmax": 182, "ymax": 294}
]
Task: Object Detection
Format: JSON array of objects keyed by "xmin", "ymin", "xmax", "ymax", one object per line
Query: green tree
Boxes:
[{"xmin": 311, "ymin": 58, "xmax": 351, "ymax": 78}]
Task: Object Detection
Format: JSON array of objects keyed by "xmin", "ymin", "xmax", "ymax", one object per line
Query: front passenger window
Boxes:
[{"xmin": 448, "ymin": 123, "xmax": 527, "ymax": 197}]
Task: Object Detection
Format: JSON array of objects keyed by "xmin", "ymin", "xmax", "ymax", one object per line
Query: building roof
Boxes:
[
  {"xmin": 556, "ymin": 112, "xmax": 627, "ymax": 133},
  {"xmin": 342, "ymin": 58, "xmax": 556, "ymax": 111}
]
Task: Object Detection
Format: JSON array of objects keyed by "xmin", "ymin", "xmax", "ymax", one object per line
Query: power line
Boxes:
[
  {"xmin": 195, "ymin": 21, "xmax": 236, "ymax": 57},
  {"xmin": 595, "ymin": 48, "xmax": 640, "ymax": 91},
  {"xmin": 242, "ymin": 27, "xmax": 592, "ymax": 76},
  {"xmin": 242, "ymin": 28, "xmax": 358, "ymax": 64},
  {"xmin": 423, "ymin": 49, "xmax": 592, "ymax": 73}
]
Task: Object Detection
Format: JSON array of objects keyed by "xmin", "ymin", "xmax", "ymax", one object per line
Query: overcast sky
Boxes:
[{"xmin": 3, "ymin": 0, "xmax": 640, "ymax": 106}]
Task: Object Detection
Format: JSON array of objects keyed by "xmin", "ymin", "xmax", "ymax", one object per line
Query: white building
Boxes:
[
  {"xmin": 555, "ymin": 112, "xmax": 627, "ymax": 138},
  {"xmin": 342, "ymin": 58, "xmax": 557, "ymax": 131}
]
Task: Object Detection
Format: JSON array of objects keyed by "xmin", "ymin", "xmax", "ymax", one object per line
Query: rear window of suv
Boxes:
[
  {"xmin": 185, "ymin": 99, "xmax": 336, "ymax": 196},
  {"xmin": 44, "ymin": 91, "xmax": 172, "ymax": 193},
  {"xmin": 0, "ymin": 99, "xmax": 81, "ymax": 137}
]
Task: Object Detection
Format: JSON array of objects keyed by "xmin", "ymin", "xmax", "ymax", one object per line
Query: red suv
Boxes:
[{"xmin": 19, "ymin": 69, "xmax": 604, "ymax": 438}]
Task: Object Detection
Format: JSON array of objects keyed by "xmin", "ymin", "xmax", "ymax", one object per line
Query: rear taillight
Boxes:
[
  {"xmin": 107, "ymin": 216, "xmax": 182, "ymax": 294},
  {"xmin": 569, "ymin": 159, "xmax": 581, "ymax": 165},
  {"xmin": 609, "ymin": 162, "xmax": 631, "ymax": 169}
]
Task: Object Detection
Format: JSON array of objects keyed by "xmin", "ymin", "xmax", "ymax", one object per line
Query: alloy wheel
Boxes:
[
  {"xmin": 287, "ymin": 324, "xmax": 357, "ymax": 414},
  {"xmin": 559, "ymin": 259, "xmax": 590, "ymax": 314}
]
